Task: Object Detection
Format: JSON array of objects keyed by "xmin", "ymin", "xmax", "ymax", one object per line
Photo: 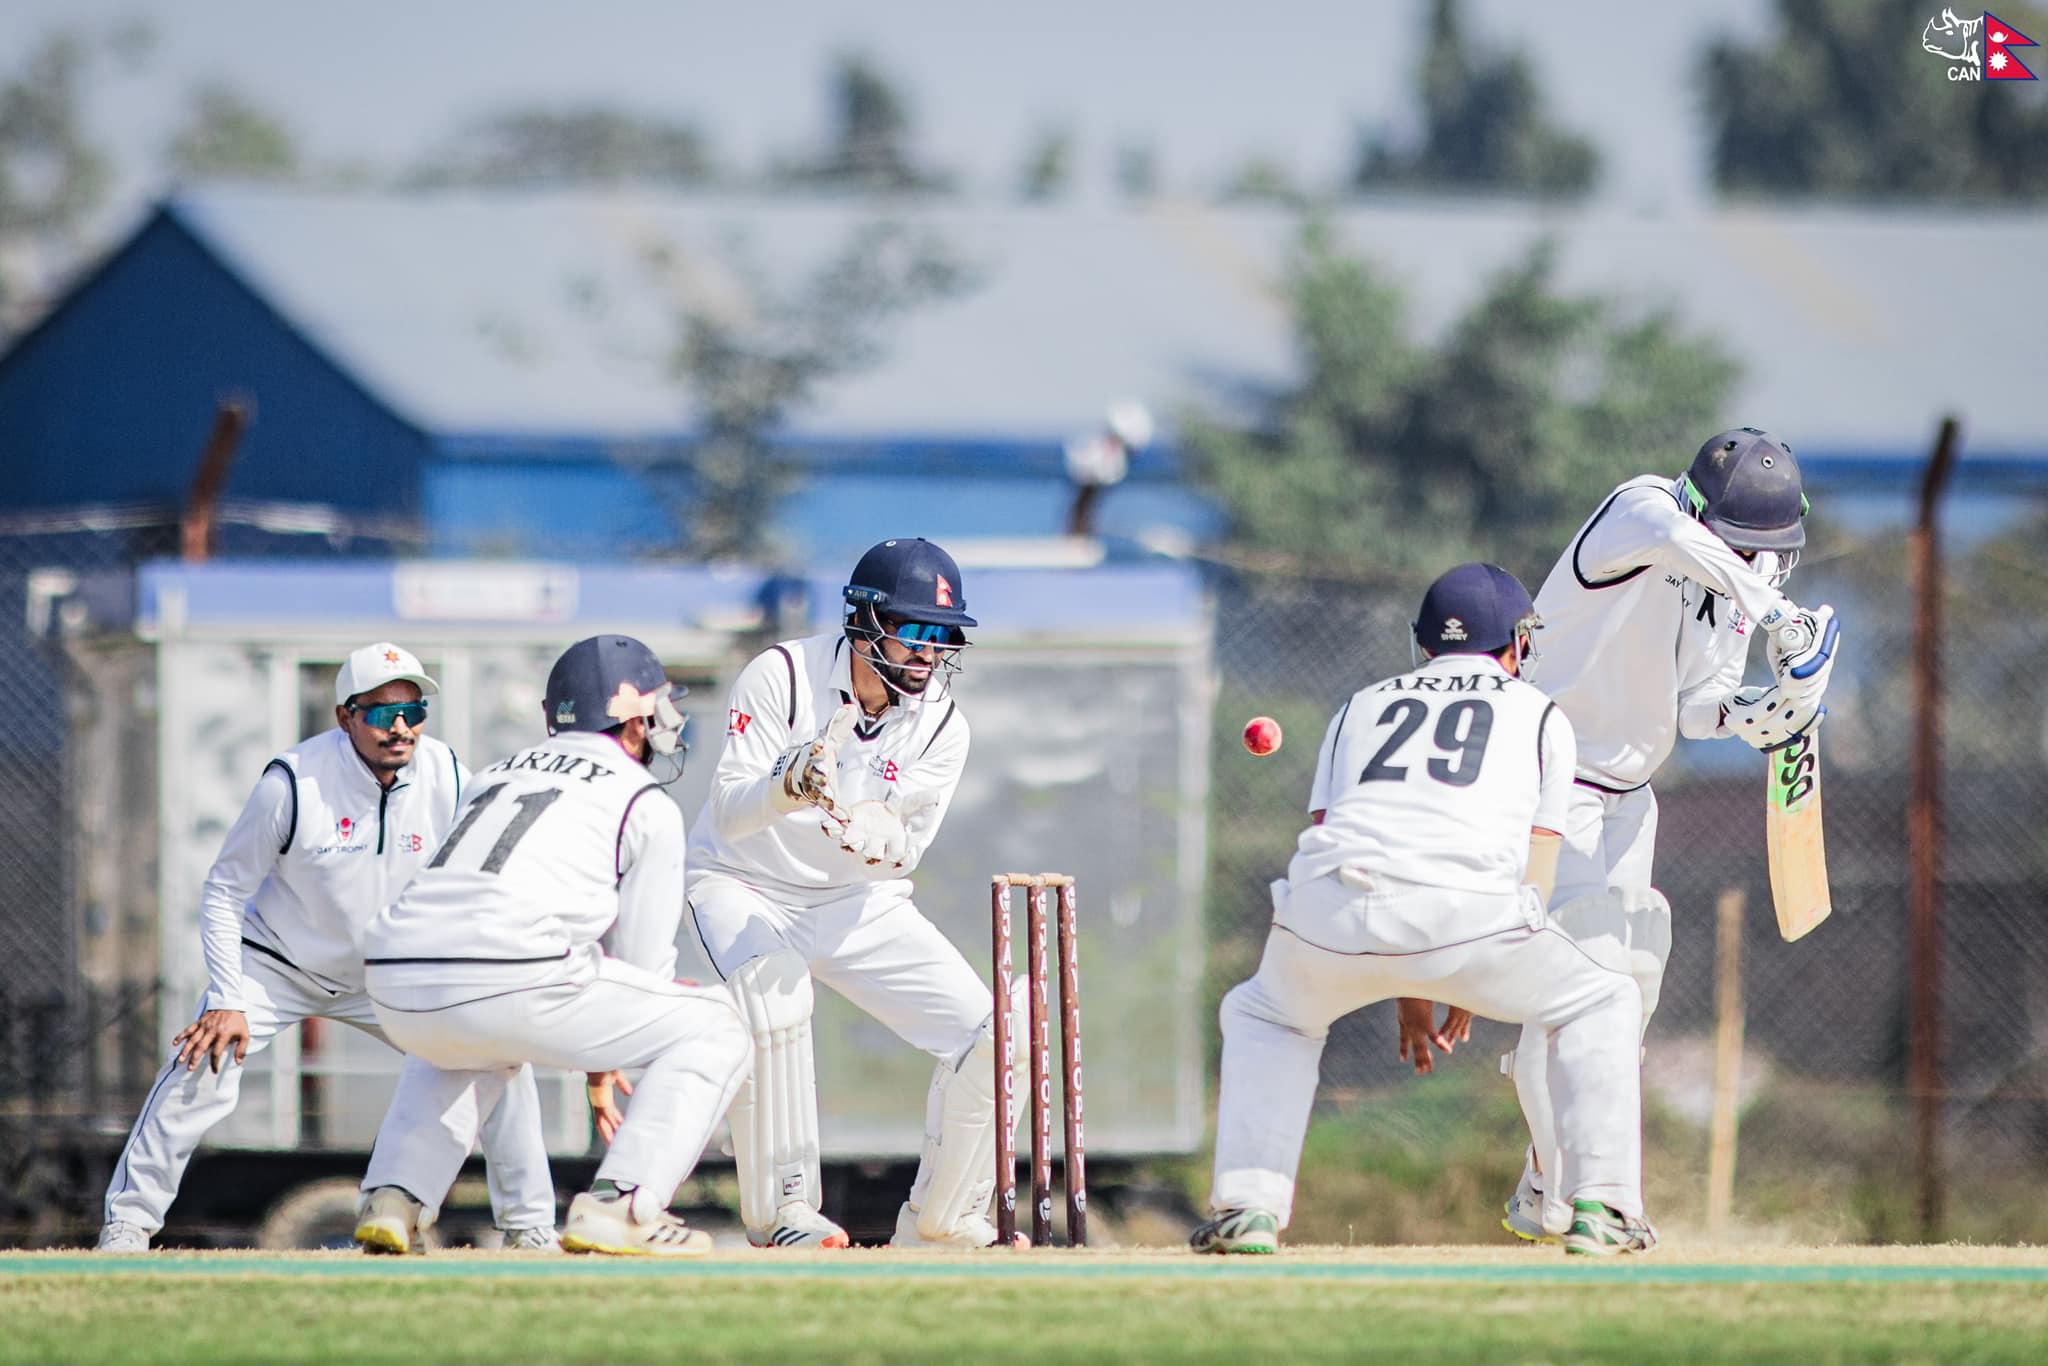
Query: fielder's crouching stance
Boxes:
[
  {"xmin": 1196, "ymin": 564, "xmax": 1654, "ymax": 1257},
  {"xmin": 98, "ymin": 643, "xmax": 556, "ymax": 1253},
  {"xmin": 687, "ymin": 537, "xmax": 1026, "ymax": 1249},
  {"xmin": 353, "ymin": 636, "xmax": 749, "ymax": 1258},
  {"xmin": 1501, "ymin": 427, "xmax": 1841, "ymax": 1240}
]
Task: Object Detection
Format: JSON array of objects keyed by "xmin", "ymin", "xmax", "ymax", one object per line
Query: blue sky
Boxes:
[{"xmin": 4, "ymin": 0, "xmax": 1777, "ymax": 229}]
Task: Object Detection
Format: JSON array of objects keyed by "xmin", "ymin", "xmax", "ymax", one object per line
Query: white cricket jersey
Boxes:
[
  {"xmin": 1534, "ymin": 475, "xmax": 1793, "ymax": 790},
  {"xmin": 197, "ymin": 728, "xmax": 467, "ymax": 1010},
  {"xmin": 688, "ymin": 633, "xmax": 968, "ymax": 904},
  {"xmin": 1292, "ymin": 654, "xmax": 1576, "ymax": 894},
  {"xmin": 364, "ymin": 731, "xmax": 684, "ymax": 990}
]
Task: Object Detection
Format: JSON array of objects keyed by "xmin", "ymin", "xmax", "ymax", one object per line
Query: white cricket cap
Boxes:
[{"xmin": 335, "ymin": 641, "xmax": 440, "ymax": 705}]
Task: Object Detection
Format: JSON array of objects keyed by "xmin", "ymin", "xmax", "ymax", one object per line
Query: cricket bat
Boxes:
[{"xmin": 1765, "ymin": 727, "xmax": 1830, "ymax": 940}]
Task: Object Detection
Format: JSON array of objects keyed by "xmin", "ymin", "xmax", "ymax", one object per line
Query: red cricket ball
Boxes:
[{"xmin": 1242, "ymin": 716, "xmax": 1283, "ymax": 756}]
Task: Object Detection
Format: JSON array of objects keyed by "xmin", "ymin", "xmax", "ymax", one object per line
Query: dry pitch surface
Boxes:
[{"xmin": 6, "ymin": 1243, "xmax": 2046, "ymax": 1363}]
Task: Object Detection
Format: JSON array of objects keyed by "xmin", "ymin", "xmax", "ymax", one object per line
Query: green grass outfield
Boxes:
[{"xmin": 6, "ymin": 1245, "xmax": 2047, "ymax": 1364}]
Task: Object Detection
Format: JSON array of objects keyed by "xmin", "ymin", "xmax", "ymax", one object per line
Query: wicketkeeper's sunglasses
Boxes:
[
  {"xmin": 881, "ymin": 617, "xmax": 961, "ymax": 647},
  {"xmin": 350, "ymin": 700, "xmax": 428, "ymax": 730}
]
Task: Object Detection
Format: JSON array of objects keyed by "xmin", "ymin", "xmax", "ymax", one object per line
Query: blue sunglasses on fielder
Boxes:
[{"xmin": 350, "ymin": 700, "xmax": 428, "ymax": 730}]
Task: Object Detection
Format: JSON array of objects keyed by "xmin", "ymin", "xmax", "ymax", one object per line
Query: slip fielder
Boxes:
[{"xmin": 97, "ymin": 643, "xmax": 557, "ymax": 1252}]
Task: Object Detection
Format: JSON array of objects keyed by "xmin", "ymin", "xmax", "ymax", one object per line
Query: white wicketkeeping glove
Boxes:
[
  {"xmin": 1763, "ymin": 604, "xmax": 1840, "ymax": 705},
  {"xmin": 898, "ymin": 787, "xmax": 943, "ymax": 839},
  {"xmin": 832, "ymin": 799, "xmax": 909, "ymax": 866},
  {"xmin": 1722, "ymin": 685, "xmax": 1825, "ymax": 752},
  {"xmin": 774, "ymin": 703, "xmax": 857, "ymax": 814}
]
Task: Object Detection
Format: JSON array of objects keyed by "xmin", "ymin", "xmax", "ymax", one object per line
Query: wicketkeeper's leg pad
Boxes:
[
  {"xmin": 727, "ymin": 948, "xmax": 819, "ymax": 1232},
  {"xmin": 907, "ymin": 976, "xmax": 1027, "ymax": 1241}
]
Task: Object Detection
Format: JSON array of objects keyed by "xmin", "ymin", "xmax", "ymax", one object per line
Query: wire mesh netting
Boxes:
[{"xmin": 1199, "ymin": 514, "xmax": 2048, "ymax": 1244}]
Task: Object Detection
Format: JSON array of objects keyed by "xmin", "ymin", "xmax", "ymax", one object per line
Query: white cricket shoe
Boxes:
[
  {"xmin": 353, "ymin": 1186, "xmax": 425, "ymax": 1255},
  {"xmin": 498, "ymin": 1224, "xmax": 561, "ymax": 1252},
  {"xmin": 96, "ymin": 1221, "xmax": 150, "ymax": 1253},
  {"xmin": 1561, "ymin": 1199, "xmax": 1660, "ymax": 1257},
  {"xmin": 560, "ymin": 1191, "xmax": 712, "ymax": 1258},
  {"xmin": 747, "ymin": 1200, "xmax": 850, "ymax": 1249},
  {"xmin": 888, "ymin": 1201, "xmax": 1028, "ymax": 1250},
  {"xmin": 1502, "ymin": 1164, "xmax": 1554, "ymax": 1243}
]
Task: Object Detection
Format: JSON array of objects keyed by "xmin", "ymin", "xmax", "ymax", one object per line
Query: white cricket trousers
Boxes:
[
  {"xmin": 1514, "ymin": 781, "xmax": 1671, "ymax": 1231},
  {"xmin": 103, "ymin": 943, "xmax": 555, "ymax": 1234},
  {"xmin": 1210, "ymin": 871, "xmax": 1644, "ymax": 1227},
  {"xmin": 362, "ymin": 955, "xmax": 749, "ymax": 1226}
]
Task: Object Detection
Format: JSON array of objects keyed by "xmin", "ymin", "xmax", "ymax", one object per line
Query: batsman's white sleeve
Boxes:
[
  {"xmin": 1533, "ymin": 704, "xmax": 1578, "ymax": 835},
  {"xmin": 1306, "ymin": 702, "xmax": 1348, "ymax": 815},
  {"xmin": 705, "ymin": 651, "xmax": 803, "ymax": 842},
  {"xmin": 601, "ymin": 788, "xmax": 685, "ymax": 981},
  {"xmin": 1676, "ymin": 643, "xmax": 1746, "ymax": 740},
  {"xmin": 197, "ymin": 765, "xmax": 295, "ymax": 1012},
  {"xmin": 1580, "ymin": 484, "xmax": 1793, "ymax": 627}
]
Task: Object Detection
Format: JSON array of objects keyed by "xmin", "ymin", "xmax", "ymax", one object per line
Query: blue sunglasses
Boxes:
[
  {"xmin": 886, "ymin": 619, "xmax": 958, "ymax": 647},
  {"xmin": 351, "ymin": 700, "xmax": 428, "ymax": 730}
]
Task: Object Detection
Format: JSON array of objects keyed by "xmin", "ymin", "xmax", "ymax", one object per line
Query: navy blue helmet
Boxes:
[
  {"xmin": 1414, "ymin": 562, "xmax": 1538, "ymax": 658},
  {"xmin": 843, "ymin": 537, "xmax": 977, "ymax": 631},
  {"xmin": 544, "ymin": 635, "xmax": 685, "ymax": 755},
  {"xmin": 1682, "ymin": 427, "xmax": 1808, "ymax": 553}
]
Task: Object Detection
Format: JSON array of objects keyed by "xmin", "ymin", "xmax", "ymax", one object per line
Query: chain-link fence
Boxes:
[{"xmin": 1199, "ymin": 503, "xmax": 2048, "ymax": 1244}]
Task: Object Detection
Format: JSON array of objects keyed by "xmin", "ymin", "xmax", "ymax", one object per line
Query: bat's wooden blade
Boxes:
[{"xmin": 1766, "ymin": 728, "xmax": 1831, "ymax": 941}]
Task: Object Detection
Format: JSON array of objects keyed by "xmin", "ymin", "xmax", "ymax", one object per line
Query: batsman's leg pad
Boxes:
[{"xmin": 727, "ymin": 949, "xmax": 819, "ymax": 1232}]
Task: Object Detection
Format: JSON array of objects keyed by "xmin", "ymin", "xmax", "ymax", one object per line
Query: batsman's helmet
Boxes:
[
  {"xmin": 1414, "ymin": 562, "xmax": 1539, "ymax": 658},
  {"xmin": 843, "ymin": 538, "xmax": 977, "ymax": 632},
  {"xmin": 1681, "ymin": 427, "xmax": 1808, "ymax": 553},
  {"xmin": 544, "ymin": 635, "xmax": 685, "ymax": 756}
]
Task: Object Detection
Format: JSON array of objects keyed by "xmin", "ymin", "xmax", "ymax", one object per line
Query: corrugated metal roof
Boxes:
[{"xmin": 169, "ymin": 185, "xmax": 2047, "ymax": 460}]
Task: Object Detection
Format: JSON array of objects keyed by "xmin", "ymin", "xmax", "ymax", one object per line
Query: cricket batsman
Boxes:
[{"xmin": 1500, "ymin": 426, "xmax": 1842, "ymax": 1240}]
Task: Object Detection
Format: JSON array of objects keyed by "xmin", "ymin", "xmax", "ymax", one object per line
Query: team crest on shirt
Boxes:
[
  {"xmin": 336, "ymin": 816, "xmax": 356, "ymax": 842},
  {"xmin": 868, "ymin": 757, "xmax": 900, "ymax": 782}
]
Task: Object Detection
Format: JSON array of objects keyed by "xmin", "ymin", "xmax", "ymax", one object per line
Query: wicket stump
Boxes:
[{"xmin": 990, "ymin": 872, "xmax": 1086, "ymax": 1247}]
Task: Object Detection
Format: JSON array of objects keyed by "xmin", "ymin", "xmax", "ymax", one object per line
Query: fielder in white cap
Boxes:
[{"xmin": 96, "ymin": 642, "xmax": 559, "ymax": 1253}]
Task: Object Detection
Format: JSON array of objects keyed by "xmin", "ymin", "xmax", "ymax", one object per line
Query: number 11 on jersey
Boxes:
[{"xmin": 1765, "ymin": 729, "xmax": 1830, "ymax": 941}]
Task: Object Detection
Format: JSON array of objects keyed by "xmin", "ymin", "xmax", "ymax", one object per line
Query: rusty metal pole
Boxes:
[
  {"xmin": 181, "ymin": 396, "xmax": 253, "ymax": 562},
  {"xmin": 1908, "ymin": 416, "xmax": 1959, "ymax": 1242}
]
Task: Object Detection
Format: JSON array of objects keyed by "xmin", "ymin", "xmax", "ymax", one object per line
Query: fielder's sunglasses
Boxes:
[{"xmin": 350, "ymin": 700, "xmax": 429, "ymax": 730}]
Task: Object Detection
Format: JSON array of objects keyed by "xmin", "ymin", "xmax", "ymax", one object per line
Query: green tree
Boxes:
[
  {"xmin": 1355, "ymin": 0, "xmax": 1599, "ymax": 199},
  {"xmin": 1219, "ymin": 154, "xmax": 1307, "ymax": 207},
  {"xmin": 775, "ymin": 53, "xmax": 950, "ymax": 192},
  {"xmin": 1702, "ymin": 0, "xmax": 2048, "ymax": 198},
  {"xmin": 168, "ymin": 82, "xmax": 298, "ymax": 180},
  {"xmin": 408, "ymin": 107, "xmax": 714, "ymax": 188},
  {"xmin": 1184, "ymin": 221, "xmax": 1738, "ymax": 582},
  {"xmin": 630, "ymin": 222, "xmax": 975, "ymax": 559},
  {"xmin": 1115, "ymin": 139, "xmax": 1160, "ymax": 199},
  {"xmin": 0, "ymin": 33, "xmax": 110, "ymax": 245}
]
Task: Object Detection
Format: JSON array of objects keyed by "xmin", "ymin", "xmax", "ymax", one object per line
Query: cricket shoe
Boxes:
[
  {"xmin": 354, "ymin": 1186, "xmax": 427, "ymax": 1255},
  {"xmin": 1561, "ymin": 1199, "xmax": 1659, "ymax": 1257},
  {"xmin": 888, "ymin": 1202, "xmax": 1029, "ymax": 1250},
  {"xmin": 560, "ymin": 1190, "xmax": 712, "ymax": 1258},
  {"xmin": 497, "ymin": 1224, "xmax": 561, "ymax": 1252},
  {"xmin": 1189, "ymin": 1208, "xmax": 1280, "ymax": 1255},
  {"xmin": 95, "ymin": 1221, "xmax": 150, "ymax": 1253},
  {"xmin": 1502, "ymin": 1166, "xmax": 1556, "ymax": 1244},
  {"xmin": 747, "ymin": 1199, "xmax": 850, "ymax": 1249}
]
